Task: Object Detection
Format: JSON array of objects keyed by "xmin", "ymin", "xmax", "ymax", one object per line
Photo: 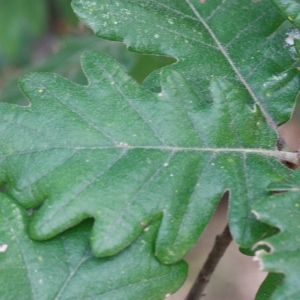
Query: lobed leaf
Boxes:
[
  {"xmin": 2, "ymin": 0, "xmax": 300, "ymax": 298},
  {"xmin": 0, "ymin": 0, "xmax": 299, "ymax": 265},
  {"xmin": 0, "ymin": 193, "xmax": 187, "ymax": 300},
  {"xmin": 72, "ymin": 0, "xmax": 300, "ymax": 124},
  {"xmin": 253, "ymin": 169, "xmax": 300, "ymax": 299},
  {"xmin": 0, "ymin": 49, "xmax": 294, "ymax": 264}
]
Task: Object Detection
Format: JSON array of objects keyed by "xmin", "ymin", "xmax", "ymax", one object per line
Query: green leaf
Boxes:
[
  {"xmin": 0, "ymin": 0, "xmax": 48, "ymax": 67},
  {"xmin": 271, "ymin": 0, "xmax": 300, "ymax": 28},
  {"xmin": 0, "ymin": 193, "xmax": 187, "ymax": 299},
  {"xmin": 252, "ymin": 169, "xmax": 300, "ymax": 299},
  {"xmin": 72, "ymin": 0, "xmax": 299, "ymax": 125},
  {"xmin": 255, "ymin": 273, "xmax": 285, "ymax": 300},
  {"xmin": 0, "ymin": 49, "xmax": 295, "ymax": 264}
]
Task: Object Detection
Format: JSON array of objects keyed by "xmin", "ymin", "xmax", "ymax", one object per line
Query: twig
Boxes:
[{"xmin": 185, "ymin": 223, "xmax": 233, "ymax": 300}]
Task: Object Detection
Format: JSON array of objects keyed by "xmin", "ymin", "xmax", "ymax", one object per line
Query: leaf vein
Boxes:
[
  {"xmin": 18, "ymin": 150, "xmax": 77, "ymax": 190},
  {"xmin": 43, "ymin": 149, "xmax": 127, "ymax": 222},
  {"xmin": 240, "ymin": 153, "xmax": 253, "ymax": 240},
  {"xmin": 184, "ymin": 0, "xmax": 277, "ymax": 130},
  {"xmin": 114, "ymin": 3, "xmax": 219, "ymax": 51},
  {"xmin": 1, "ymin": 206, "xmax": 37, "ymax": 300},
  {"xmin": 244, "ymin": 45, "xmax": 285, "ymax": 80},
  {"xmin": 97, "ymin": 63, "xmax": 168, "ymax": 145},
  {"xmin": 37, "ymin": 83, "xmax": 118, "ymax": 146},
  {"xmin": 206, "ymin": 0, "xmax": 227, "ymax": 21},
  {"xmin": 225, "ymin": 8, "xmax": 273, "ymax": 48},
  {"xmin": 2, "ymin": 119, "xmax": 52, "ymax": 144},
  {"xmin": 167, "ymin": 153, "xmax": 216, "ymax": 248},
  {"xmin": 0, "ymin": 146, "xmax": 297, "ymax": 163},
  {"xmin": 101, "ymin": 151, "xmax": 176, "ymax": 242},
  {"xmin": 54, "ymin": 246, "xmax": 92, "ymax": 300},
  {"xmin": 139, "ymin": 0, "xmax": 199, "ymax": 21},
  {"xmin": 83, "ymin": 270, "xmax": 182, "ymax": 299}
]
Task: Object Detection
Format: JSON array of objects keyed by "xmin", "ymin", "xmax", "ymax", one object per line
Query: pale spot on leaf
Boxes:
[{"xmin": 0, "ymin": 244, "xmax": 8, "ymax": 252}]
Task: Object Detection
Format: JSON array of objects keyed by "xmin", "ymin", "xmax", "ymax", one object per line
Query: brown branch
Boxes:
[{"xmin": 185, "ymin": 223, "xmax": 233, "ymax": 300}]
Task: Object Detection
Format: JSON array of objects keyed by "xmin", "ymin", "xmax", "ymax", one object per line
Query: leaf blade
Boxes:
[
  {"xmin": 253, "ymin": 169, "xmax": 300, "ymax": 299},
  {"xmin": 255, "ymin": 273, "xmax": 285, "ymax": 300},
  {"xmin": 72, "ymin": 0, "xmax": 300, "ymax": 124},
  {"xmin": 0, "ymin": 51, "xmax": 293, "ymax": 264},
  {"xmin": 0, "ymin": 194, "xmax": 187, "ymax": 300},
  {"xmin": 1, "ymin": 0, "xmax": 299, "ymax": 264},
  {"xmin": 272, "ymin": 0, "xmax": 300, "ymax": 28}
]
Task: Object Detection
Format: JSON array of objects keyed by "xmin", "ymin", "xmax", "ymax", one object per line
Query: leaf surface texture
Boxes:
[
  {"xmin": 0, "ymin": 194, "xmax": 187, "ymax": 300},
  {"xmin": 272, "ymin": 0, "xmax": 300, "ymax": 28},
  {"xmin": 253, "ymin": 169, "xmax": 300, "ymax": 299}
]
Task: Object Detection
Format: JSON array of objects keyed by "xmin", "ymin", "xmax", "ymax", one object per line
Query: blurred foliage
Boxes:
[
  {"xmin": 0, "ymin": 0, "xmax": 48, "ymax": 67},
  {"xmin": 52, "ymin": 0, "xmax": 79, "ymax": 26},
  {"xmin": 0, "ymin": 0, "xmax": 175, "ymax": 105},
  {"xmin": 0, "ymin": 0, "xmax": 84, "ymax": 68}
]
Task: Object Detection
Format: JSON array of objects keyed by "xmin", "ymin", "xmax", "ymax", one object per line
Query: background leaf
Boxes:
[
  {"xmin": 255, "ymin": 273, "xmax": 285, "ymax": 300},
  {"xmin": 0, "ymin": 0, "xmax": 48, "ymax": 67},
  {"xmin": 0, "ymin": 193, "xmax": 187, "ymax": 300},
  {"xmin": 52, "ymin": 0, "xmax": 79, "ymax": 26},
  {"xmin": 0, "ymin": 35, "xmax": 174, "ymax": 106},
  {"xmin": 272, "ymin": 0, "xmax": 300, "ymax": 29},
  {"xmin": 252, "ymin": 169, "xmax": 300, "ymax": 299}
]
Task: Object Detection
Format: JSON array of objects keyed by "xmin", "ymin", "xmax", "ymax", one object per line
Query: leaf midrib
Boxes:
[
  {"xmin": 54, "ymin": 246, "xmax": 92, "ymax": 300},
  {"xmin": 1, "ymin": 146, "xmax": 297, "ymax": 164}
]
